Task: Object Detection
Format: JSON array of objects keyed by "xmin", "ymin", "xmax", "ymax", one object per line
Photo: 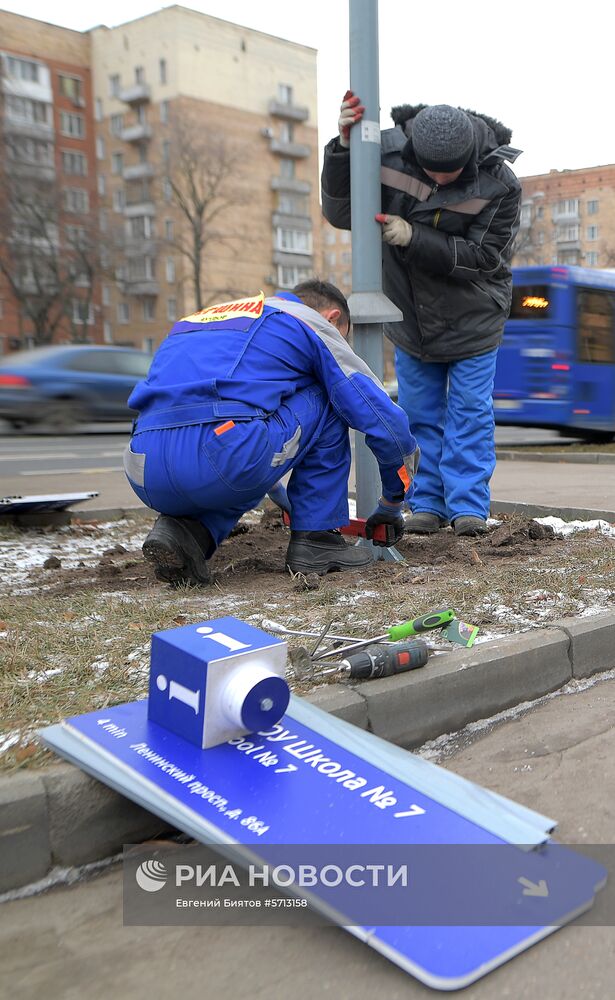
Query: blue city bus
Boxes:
[{"xmin": 493, "ymin": 265, "xmax": 615, "ymax": 440}]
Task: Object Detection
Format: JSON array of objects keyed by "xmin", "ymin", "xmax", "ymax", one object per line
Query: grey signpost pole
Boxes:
[{"xmin": 348, "ymin": 0, "xmax": 404, "ymax": 558}]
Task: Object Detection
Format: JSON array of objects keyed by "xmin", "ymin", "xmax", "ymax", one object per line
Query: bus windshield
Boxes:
[{"xmin": 510, "ymin": 285, "xmax": 552, "ymax": 320}]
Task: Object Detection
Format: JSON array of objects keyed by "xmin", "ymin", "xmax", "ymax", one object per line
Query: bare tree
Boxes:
[
  {"xmin": 0, "ymin": 93, "xmax": 108, "ymax": 347},
  {"xmin": 165, "ymin": 113, "xmax": 247, "ymax": 310}
]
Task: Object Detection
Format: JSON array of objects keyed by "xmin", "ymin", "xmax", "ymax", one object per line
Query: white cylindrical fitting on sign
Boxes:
[{"xmin": 222, "ymin": 664, "xmax": 290, "ymax": 733}]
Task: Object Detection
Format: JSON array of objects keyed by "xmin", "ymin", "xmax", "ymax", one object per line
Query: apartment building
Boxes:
[
  {"xmin": 0, "ymin": 7, "xmax": 320, "ymax": 353},
  {"xmin": 513, "ymin": 164, "xmax": 615, "ymax": 270},
  {"xmin": 0, "ymin": 13, "xmax": 100, "ymax": 351}
]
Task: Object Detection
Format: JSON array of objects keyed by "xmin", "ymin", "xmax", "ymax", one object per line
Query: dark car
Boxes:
[{"xmin": 0, "ymin": 345, "xmax": 152, "ymax": 431}]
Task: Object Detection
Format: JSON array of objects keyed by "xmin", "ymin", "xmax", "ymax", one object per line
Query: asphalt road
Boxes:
[
  {"xmin": 3, "ymin": 676, "xmax": 615, "ymax": 1000},
  {"xmin": 1, "ymin": 426, "xmax": 610, "ymax": 516}
]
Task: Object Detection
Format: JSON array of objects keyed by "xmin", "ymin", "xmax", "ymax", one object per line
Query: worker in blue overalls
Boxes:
[{"xmin": 123, "ymin": 280, "xmax": 419, "ymax": 586}]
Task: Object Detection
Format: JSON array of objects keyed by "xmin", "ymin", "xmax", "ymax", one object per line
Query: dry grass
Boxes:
[{"xmin": 1, "ymin": 512, "xmax": 614, "ymax": 772}]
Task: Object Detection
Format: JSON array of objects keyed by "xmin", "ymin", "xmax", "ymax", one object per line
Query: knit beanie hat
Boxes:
[{"xmin": 412, "ymin": 105, "xmax": 475, "ymax": 172}]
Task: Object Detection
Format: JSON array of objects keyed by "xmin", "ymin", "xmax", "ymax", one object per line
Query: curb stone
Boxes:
[
  {"xmin": 2, "ymin": 615, "xmax": 615, "ymax": 893},
  {"xmin": 496, "ymin": 450, "xmax": 615, "ymax": 465}
]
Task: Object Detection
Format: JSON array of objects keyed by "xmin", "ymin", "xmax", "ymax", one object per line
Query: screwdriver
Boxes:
[
  {"xmin": 319, "ymin": 640, "xmax": 430, "ymax": 680},
  {"xmin": 312, "ymin": 609, "xmax": 455, "ymax": 661}
]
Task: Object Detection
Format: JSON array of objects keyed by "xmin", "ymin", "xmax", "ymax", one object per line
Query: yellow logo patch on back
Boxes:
[{"xmin": 180, "ymin": 292, "xmax": 265, "ymax": 324}]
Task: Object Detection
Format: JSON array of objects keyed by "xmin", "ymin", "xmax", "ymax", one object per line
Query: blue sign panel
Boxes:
[{"xmin": 42, "ymin": 699, "xmax": 606, "ymax": 990}]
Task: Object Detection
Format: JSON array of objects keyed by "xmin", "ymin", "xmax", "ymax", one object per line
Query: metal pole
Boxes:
[{"xmin": 348, "ymin": 0, "xmax": 403, "ymax": 560}]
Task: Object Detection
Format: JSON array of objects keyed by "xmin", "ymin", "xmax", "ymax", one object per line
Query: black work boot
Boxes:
[
  {"xmin": 406, "ymin": 512, "xmax": 449, "ymax": 535},
  {"xmin": 286, "ymin": 530, "xmax": 373, "ymax": 576},
  {"xmin": 142, "ymin": 515, "xmax": 213, "ymax": 586}
]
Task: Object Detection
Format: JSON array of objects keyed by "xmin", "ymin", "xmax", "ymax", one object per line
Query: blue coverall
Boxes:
[{"xmin": 123, "ymin": 293, "xmax": 417, "ymax": 550}]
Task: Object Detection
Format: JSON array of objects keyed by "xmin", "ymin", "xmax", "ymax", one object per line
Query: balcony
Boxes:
[
  {"xmin": 268, "ymin": 99, "xmax": 309, "ymax": 122},
  {"xmin": 124, "ymin": 201, "xmax": 156, "ymax": 218},
  {"xmin": 4, "ymin": 117, "xmax": 54, "ymax": 141},
  {"xmin": 270, "ymin": 177, "xmax": 311, "ymax": 194},
  {"xmin": 272, "ymin": 212, "xmax": 311, "ymax": 230},
  {"xmin": 269, "ymin": 138, "xmax": 310, "ymax": 159},
  {"xmin": 119, "ymin": 83, "xmax": 151, "ymax": 105},
  {"xmin": 555, "ymin": 238, "xmax": 581, "ymax": 250},
  {"xmin": 124, "ymin": 238, "xmax": 158, "ymax": 257},
  {"xmin": 120, "ymin": 123, "xmax": 152, "ymax": 143},
  {"xmin": 128, "ymin": 280, "xmax": 159, "ymax": 296},
  {"xmin": 273, "ymin": 250, "xmax": 313, "ymax": 268},
  {"xmin": 552, "ymin": 209, "xmax": 580, "ymax": 224},
  {"xmin": 123, "ymin": 162, "xmax": 155, "ymax": 181},
  {"xmin": 5, "ymin": 160, "xmax": 55, "ymax": 183}
]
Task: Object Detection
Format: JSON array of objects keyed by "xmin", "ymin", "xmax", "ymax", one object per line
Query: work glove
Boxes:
[
  {"xmin": 375, "ymin": 213, "xmax": 413, "ymax": 247},
  {"xmin": 365, "ymin": 498, "xmax": 405, "ymax": 547},
  {"xmin": 338, "ymin": 90, "xmax": 365, "ymax": 148},
  {"xmin": 267, "ymin": 481, "xmax": 291, "ymax": 516}
]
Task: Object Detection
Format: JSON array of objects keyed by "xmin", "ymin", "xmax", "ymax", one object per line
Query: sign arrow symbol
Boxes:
[{"xmin": 518, "ymin": 876, "xmax": 549, "ymax": 897}]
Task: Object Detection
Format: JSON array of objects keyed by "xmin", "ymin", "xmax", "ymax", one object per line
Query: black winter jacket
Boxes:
[{"xmin": 321, "ymin": 105, "xmax": 522, "ymax": 362}]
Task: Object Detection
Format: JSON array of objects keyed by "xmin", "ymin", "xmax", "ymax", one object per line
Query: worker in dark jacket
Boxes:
[
  {"xmin": 124, "ymin": 280, "xmax": 418, "ymax": 585},
  {"xmin": 322, "ymin": 95, "xmax": 522, "ymax": 536}
]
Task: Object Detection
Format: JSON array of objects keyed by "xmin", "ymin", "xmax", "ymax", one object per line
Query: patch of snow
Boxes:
[
  {"xmin": 0, "ymin": 731, "xmax": 20, "ymax": 756},
  {"xmin": 535, "ymin": 516, "xmax": 615, "ymax": 538}
]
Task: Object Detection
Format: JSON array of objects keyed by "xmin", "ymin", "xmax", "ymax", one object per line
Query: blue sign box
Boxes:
[
  {"xmin": 148, "ymin": 616, "xmax": 288, "ymax": 749},
  {"xmin": 42, "ymin": 697, "xmax": 606, "ymax": 990}
]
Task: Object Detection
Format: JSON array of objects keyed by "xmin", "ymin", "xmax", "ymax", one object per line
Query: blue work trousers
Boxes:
[
  {"xmin": 125, "ymin": 384, "xmax": 351, "ymax": 548},
  {"xmin": 395, "ymin": 348, "xmax": 498, "ymax": 521}
]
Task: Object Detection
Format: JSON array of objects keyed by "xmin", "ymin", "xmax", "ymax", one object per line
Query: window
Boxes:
[
  {"xmin": 325, "ymin": 252, "xmax": 336, "ymax": 266},
  {"xmin": 279, "ymin": 122, "xmax": 294, "ymax": 144},
  {"xmin": 62, "ymin": 150, "xmax": 87, "ymax": 176},
  {"xmin": 165, "ymin": 219, "xmax": 174, "ymax": 240},
  {"xmin": 162, "ymin": 140, "xmax": 171, "ymax": 164},
  {"xmin": 159, "ymin": 59, "xmax": 167, "ymax": 84},
  {"xmin": 63, "ymin": 188, "xmax": 89, "ymax": 213},
  {"xmin": 113, "ymin": 351, "xmax": 152, "ymax": 377},
  {"xmin": 143, "ymin": 301, "xmax": 156, "ymax": 322},
  {"xmin": 557, "ymin": 225, "xmax": 579, "ymax": 242},
  {"xmin": 277, "ymin": 83, "xmax": 293, "ymax": 104},
  {"xmin": 110, "ymin": 114, "xmax": 124, "ymax": 136},
  {"xmin": 277, "ymin": 264, "xmax": 311, "ymax": 288},
  {"xmin": 135, "ymin": 66, "xmax": 145, "ymax": 84},
  {"xmin": 103, "ymin": 322, "xmax": 113, "ymax": 344},
  {"xmin": 128, "ymin": 257, "xmax": 155, "ymax": 282},
  {"xmin": 166, "ymin": 257, "xmax": 175, "ymax": 282},
  {"xmin": 111, "ymin": 152, "xmax": 124, "ymax": 175},
  {"xmin": 65, "ymin": 224, "xmax": 88, "ymax": 248},
  {"xmin": 60, "ymin": 111, "xmax": 85, "ymax": 138},
  {"xmin": 160, "ymin": 100, "xmax": 169, "ymax": 124},
  {"xmin": 553, "ymin": 198, "xmax": 579, "ymax": 218},
  {"xmin": 96, "ymin": 136, "xmax": 105, "ymax": 160},
  {"xmin": 324, "ymin": 230, "xmax": 336, "ymax": 245},
  {"xmin": 577, "ymin": 289, "xmax": 615, "ymax": 364},
  {"xmin": 109, "ymin": 74, "xmax": 121, "ymax": 97},
  {"xmin": 8, "ymin": 137, "xmax": 54, "ymax": 166},
  {"xmin": 340, "ymin": 230, "xmax": 351, "ymax": 245},
  {"xmin": 587, "ymin": 200, "xmax": 599, "ymax": 215},
  {"xmin": 102, "ymin": 285, "xmax": 111, "ymax": 306},
  {"xmin": 167, "ymin": 298, "xmax": 177, "ymax": 321},
  {"xmin": 278, "ymin": 191, "xmax": 308, "ymax": 216},
  {"xmin": 163, "ymin": 178, "xmax": 172, "ymax": 201},
  {"xmin": 275, "ymin": 227, "xmax": 312, "ymax": 254},
  {"xmin": 587, "ymin": 225, "xmax": 598, "ymax": 241},
  {"xmin": 520, "ymin": 204, "xmax": 532, "ymax": 226},
  {"xmin": 279, "ymin": 159, "xmax": 295, "ymax": 180},
  {"xmin": 59, "ymin": 75, "xmax": 83, "ymax": 104},
  {"xmin": 7, "ymin": 56, "xmax": 39, "ymax": 81},
  {"xmin": 71, "ymin": 300, "xmax": 94, "ymax": 324},
  {"xmin": 98, "ymin": 174, "xmax": 106, "ymax": 196},
  {"xmin": 6, "ymin": 96, "xmax": 51, "ymax": 126},
  {"xmin": 536, "ymin": 206, "xmax": 544, "ymax": 220},
  {"xmin": 113, "ymin": 189, "xmax": 125, "ymax": 212},
  {"xmin": 137, "ymin": 105, "xmax": 147, "ymax": 125},
  {"xmin": 118, "ymin": 302, "xmax": 130, "ymax": 323},
  {"xmin": 128, "ymin": 216, "xmax": 154, "ymax": 239},
  {"xmin": 95, "ymin": 98, "xmax": 103, "ymax": 121},
  {"xmin": 586, "ymin": 251, "xmax": 599, "ymax": 266}
]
